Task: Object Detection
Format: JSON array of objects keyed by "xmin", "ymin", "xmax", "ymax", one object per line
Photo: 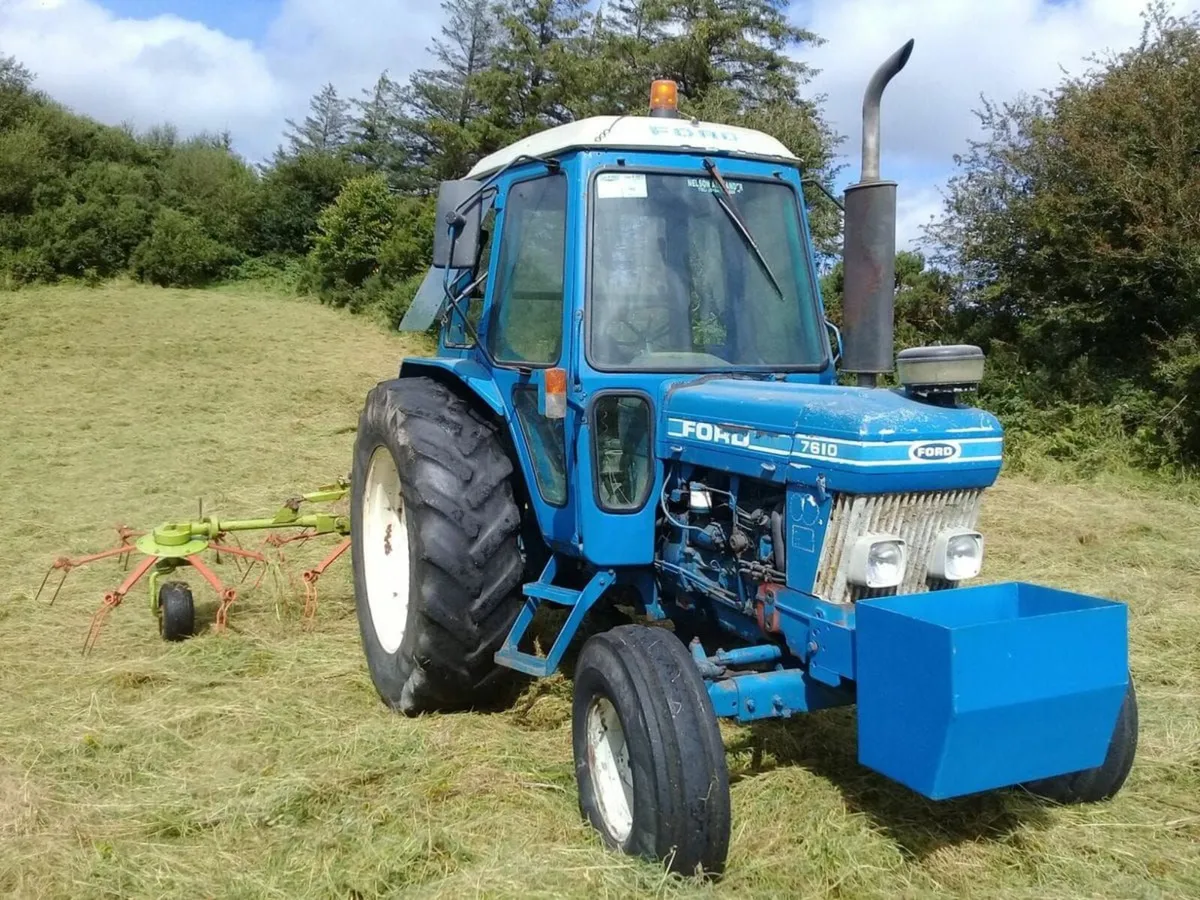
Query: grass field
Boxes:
[{"xmin": 1, "ymin": 282, "xmax": 1198, "ymax": 899}]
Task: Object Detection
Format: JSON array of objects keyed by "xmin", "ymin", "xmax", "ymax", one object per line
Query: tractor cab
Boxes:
[{"xmin": 399, "ymin": 103, "xmax": 844, "ymax": 561}]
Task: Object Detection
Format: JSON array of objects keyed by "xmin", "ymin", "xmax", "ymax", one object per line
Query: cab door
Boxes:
[{"xmin": 480, "ymin": 169, "xmax": 577, "ymax": 554}]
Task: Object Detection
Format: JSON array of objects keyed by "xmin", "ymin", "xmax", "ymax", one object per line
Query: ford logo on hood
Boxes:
[{"xmin": 909, "ymin": 441, "xmax": 961, "ymax": 462}]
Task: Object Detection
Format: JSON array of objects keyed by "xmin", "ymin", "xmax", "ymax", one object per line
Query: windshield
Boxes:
[{"xmin": 588, "ymin": 171, "xmax": 825, "ymax": 371}]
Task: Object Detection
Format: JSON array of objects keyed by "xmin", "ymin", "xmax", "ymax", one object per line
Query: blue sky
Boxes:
[
  {"xmin": 99, "ymin": 0, "xmax": 281, "ymax": 41},
  {"xmin": 0, "ymin": 0, "xmax": 1175, "ymax": 246}
]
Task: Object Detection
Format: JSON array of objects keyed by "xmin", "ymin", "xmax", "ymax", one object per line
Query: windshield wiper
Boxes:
[{"xmin": 702, "ymin": 158, "xmax": 786, "ymax": 302}]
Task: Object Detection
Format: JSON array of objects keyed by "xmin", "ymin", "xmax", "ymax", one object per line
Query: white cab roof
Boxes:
[{"xmin": 465, "ymin": 115, "xmax": 797, "ymax": 178}]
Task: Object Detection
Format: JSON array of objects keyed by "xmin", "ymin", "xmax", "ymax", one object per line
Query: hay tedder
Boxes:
[
  {"xmin": 38, "ymin": 481, "xmax": 351, "ymax": 651},
  {"xmin": 344, "ymin": 37, "xmax": 1137, "ymax": 876}
]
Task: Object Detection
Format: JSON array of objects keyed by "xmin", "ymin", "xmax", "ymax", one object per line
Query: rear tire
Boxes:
[
  {"xmin": 351, "ymin": 377, "xmax": 524, "ymax": 715},
  {"xmin": 158, "ymin": 581, "xmax": 195, "ymax": 642},
  {"xmin": 1022, "ymin": 679, "xmax": 1138, "ymax": 803},
  {"xmin": 572, "ymin": 625, "xmax": 731, "ymax": 876}
]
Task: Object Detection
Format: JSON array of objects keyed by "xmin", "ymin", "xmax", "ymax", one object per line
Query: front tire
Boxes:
[
  {"xmin": 1022, "ymin": 679, "xmax": 1138, "ymax": 803},
  {"xmin": 351, "ymin": 377, "xmax": 524, "ymax": 715},
  {"xmin": 572, "ymin": 625, "xmax": 731, "ymax": 876}
]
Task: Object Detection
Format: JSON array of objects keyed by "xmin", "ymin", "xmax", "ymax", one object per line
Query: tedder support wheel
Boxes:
[
  {"xmin": 157, "ymin": 581, "xmax": 195, "ymax": 642},
  {"xmin": 351, "ymin": 377, "xmax": 524, "ymax": 715},
  {"xmin": 1023, "ymin": 678, "xmax": 1138, "ymax": 804},
  {"xmin": 572, "ymin": 625, "xmax": 731, "ymax": 876}
]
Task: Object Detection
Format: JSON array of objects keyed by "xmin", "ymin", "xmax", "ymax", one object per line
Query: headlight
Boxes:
[
  {"xmin": 929, "ymin": 529, "xmax": 984, "ymax": 581},
  {"xmin": 848, "ymin": 536, "xmax": 907, "ymax": 588}
]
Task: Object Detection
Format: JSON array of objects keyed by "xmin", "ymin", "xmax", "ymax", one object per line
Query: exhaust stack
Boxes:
[{"xmin": 842, "ymin": 39, "xmax": 914, "ymax": 387}]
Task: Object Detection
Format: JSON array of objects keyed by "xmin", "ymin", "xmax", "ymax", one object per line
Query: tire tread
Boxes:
[{"xmin": 353, "ymin": 377, "xmax": 524, "ymax": 714}]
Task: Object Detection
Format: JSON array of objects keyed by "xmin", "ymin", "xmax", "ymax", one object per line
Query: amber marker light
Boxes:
[{"xmin": 542, "ymin": 367, "xmax": 567, "ymax": 419}]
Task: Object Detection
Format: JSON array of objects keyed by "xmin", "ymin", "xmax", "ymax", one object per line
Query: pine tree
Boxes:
[
  {"xmin": 595, "ymin": 0, "xmax": 841, "ymax": 244},
  {"xmin": 284, "ymin": 83, "xmax": 352, "ymax": 155},
  {"xmin": 485, "ymin": 0, "xmax": 592, "ymax": 131},
  {"xmin": 349, "ymin": 72, "xmax": 406, "ymax": 181},
  {"xmin": 404, "ymin": 0, "xmax": 503, "ymax": 183}
]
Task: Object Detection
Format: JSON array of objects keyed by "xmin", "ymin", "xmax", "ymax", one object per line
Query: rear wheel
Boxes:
[
  {"xmin": 351, "ymin": 377, "xmax": 524, "ymax": 714},
  {"xmin": 157, "ymin": 581, "xmax": 195, "ymax": 642},
  {"xmin": 572, "ymin": 625, "xmax": 731, "ymax": 876},
  {"xmin": 1022, "ymin": 679, "xmax": 1138, "ymax": 803}
]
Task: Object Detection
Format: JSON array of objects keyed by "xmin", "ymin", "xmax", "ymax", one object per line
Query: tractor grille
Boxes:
[{"xmin": 813, "ymin": 490, "xmax": 984, "ymax": 604}]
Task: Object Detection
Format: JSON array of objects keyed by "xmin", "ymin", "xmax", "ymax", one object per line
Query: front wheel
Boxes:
[
  {"xmin": 1022, "ymin": 678, "xmax": 1138, "ymax": 803},
  {"xmin": 572, "ymin": 625, "xmax": 731, "ymax": 876}
]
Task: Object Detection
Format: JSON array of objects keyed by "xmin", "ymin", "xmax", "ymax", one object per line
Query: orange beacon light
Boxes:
[{"xmin": 649, "ymin": 79, "xmax": 679, "ymax": 118}]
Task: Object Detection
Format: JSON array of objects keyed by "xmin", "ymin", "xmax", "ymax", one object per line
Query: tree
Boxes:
[
  {"xmin": 284, "ymin": 83, "xmax": 352, "ymax": 155},
  {"xmin": 348, "ymin": 72, "xmax": 407, "ymax": 181},
  {"xmin": 158, "ymin": 139, "xmax": 258, "ymax": 249},
  {"xmin": 821, "ymin": 251, "xmax": 955, "ymax": 354},
  {"xmin": 0, "ymin": 53, "xmax": 34, "ymax": 94},
  {"xmin": 930, "ymin": 2, "xmax": 1200, "ymax": 465},
  {"xmin": 404, "ymin": 0, "xmax": 504, "ymax": 184},
  {"xmin": 482, "ymin": 0, "xmax": 592, "ymax": 132}
]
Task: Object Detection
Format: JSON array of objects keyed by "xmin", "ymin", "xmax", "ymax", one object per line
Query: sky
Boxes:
[{"xmin": 0, "ymin": 0, "xmax": 1184, "ymax": 247}]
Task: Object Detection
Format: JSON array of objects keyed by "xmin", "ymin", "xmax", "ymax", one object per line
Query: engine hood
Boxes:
[{"xmin": 657, "ymin": 378, "xmax": 1003, "ymax": 493}]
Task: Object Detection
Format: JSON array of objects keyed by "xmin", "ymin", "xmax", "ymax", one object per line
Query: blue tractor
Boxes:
[{"xmin": 349, "ymin": 40, "xmax": 1137, "ymax": 875}]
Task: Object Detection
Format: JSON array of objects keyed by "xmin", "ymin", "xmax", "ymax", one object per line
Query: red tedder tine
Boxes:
[
  {"xmin": 81, "ymin": 554, "xmax": 157, "ymax": 654},
  {"xmin": 301, "ymin": 538, "xmax": 351, "ymax": 626},
  {"xmin": 38, "ymin": 543, "xmax": 140, "ymax": 606}
]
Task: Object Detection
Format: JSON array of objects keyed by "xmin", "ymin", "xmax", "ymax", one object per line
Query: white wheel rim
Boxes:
[
  {"xmin": 362, "ymin": 446, "xmax": 410, "ymax": 654},
  {"xmin": 586, "ymin": 696, "xmax": 634, "ymax": 842}
]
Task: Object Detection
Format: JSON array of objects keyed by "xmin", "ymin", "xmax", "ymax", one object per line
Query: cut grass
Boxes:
[{"xmin": 1, "ymin": 281, "xmax": 1198, "ymax": 898}]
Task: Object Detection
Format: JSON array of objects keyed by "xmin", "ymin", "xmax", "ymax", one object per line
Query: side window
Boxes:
[
  {"xmin": 444, "ymin": 192, "xmax": 495, "ymax": 348},
  {"xmin": 513, "ymin": 387, "xmax": 567, "ymax": 505},
  {"xmin": 487, "ymin": 175, "xmax": 567, "ymax": 365},
  {"xmin": 593, "ymin": 395, "xmax": 653, "ymax": 511}
]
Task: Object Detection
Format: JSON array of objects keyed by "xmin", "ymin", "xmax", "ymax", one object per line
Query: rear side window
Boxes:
[{"xmin": 512, "ymin": 386, "xmax": 567, "ymax": 505}]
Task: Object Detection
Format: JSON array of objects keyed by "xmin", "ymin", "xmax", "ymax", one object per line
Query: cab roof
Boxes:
[{"xmin": 465, "ymin": 115, "xmax": 798, "ymax": 179}]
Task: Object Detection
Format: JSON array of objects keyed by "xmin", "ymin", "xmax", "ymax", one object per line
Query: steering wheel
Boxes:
[{"xmin": 603, "ymin": 304, "xmax": 677, "ymax": 360}]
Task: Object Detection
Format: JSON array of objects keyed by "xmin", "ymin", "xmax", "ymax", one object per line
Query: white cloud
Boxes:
[
  {"xmin": 804, "ymin": 0, "xmax": 1164, "ymax": 246},
  {"xmin": 0, "ymin": 0, "xmax": 441, "ymax": 161},
  {"xmin": 894, "ymin": 180, "xmax": 944, "ymax": 255},
  {"xmin": 263, "ymin": 0, "xmax": 442, "ymax": 107},
  {"xmin": 0, "ymin": 0, "xmax": 281, "ymax": 148}
]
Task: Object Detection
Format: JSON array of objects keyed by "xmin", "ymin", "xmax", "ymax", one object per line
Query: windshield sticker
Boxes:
[
  {"xmin": 687, "ymin": 177, "xmax": 743, "ymax": 195},
  {"xmin": 596, "ymin": 173, "xmax": 647, "ymax": 199}
]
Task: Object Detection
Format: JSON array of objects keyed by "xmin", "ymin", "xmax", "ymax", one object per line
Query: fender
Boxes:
[{"xmin": 398, "ymin": 357, "xmax": 507, "ymax": 419}]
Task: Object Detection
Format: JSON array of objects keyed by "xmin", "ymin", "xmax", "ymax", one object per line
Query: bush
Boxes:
[
  {"xmin": 359, "ymin": 271, "xmax": 426, "ymax": 326},
  {"xmin": 229, "ymin": 253, "xmax": 306, "ymax": 290},
  {"xmin": 130, "ymin": 208, "xmax": 239, "ymax": 287},
  {"xmin": 308, "ymin": 174, "xmax": 398, "ymax": 303},
  {"xmin": 931, "ymin": 8, "xmax": 1200, "ymax": 470},
  {"xmin": 379, "ymin": 196, "xmax": 435, "ymax": 281},
  {"xmin": 253, "ymin": 151, "xmax": 356, "ymax": 257},
  {"xmin": 0, "ymin": 245, "xmax": 53, "ymax": 287}
]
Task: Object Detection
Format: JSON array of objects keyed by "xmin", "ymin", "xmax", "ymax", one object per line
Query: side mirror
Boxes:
[{"xmin": 433, "ymin": 179, "xmax": 484, "ymax": 269}]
